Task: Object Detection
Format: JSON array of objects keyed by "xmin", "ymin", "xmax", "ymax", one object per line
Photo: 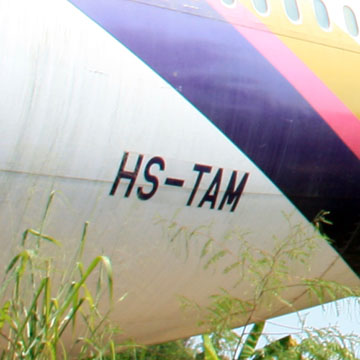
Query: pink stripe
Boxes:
[{"xmin": 207, "ymin": 0, "xmax": 360, "ymax": 159}]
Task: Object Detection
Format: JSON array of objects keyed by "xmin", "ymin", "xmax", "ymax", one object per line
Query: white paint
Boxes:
[
  {"xmin": 325, "ymin": 0, "xmax": 360, "ymax": 42},
  {"xmin": 0, "ymin": 0, "xmax": 358, "ymax": 346}
]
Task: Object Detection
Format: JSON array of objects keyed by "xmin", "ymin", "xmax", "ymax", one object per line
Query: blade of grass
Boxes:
[
  {"xmin": 237, "ymin": 321, "xmax": 265, "ymax": 360},
  {"xmin": 58, "ymin": 298, "xmax": 85, "ymax": 339},
  {"xmin": 13, "ymin": 278, "xmax": 47, "ymax": 349},
  {"xmin": 203, "ymin": 334, "xmax": 220, "ymax": 360},
  {"xmin": 55, "ymin": 255, "xmax": 113, "ymax": 322}
]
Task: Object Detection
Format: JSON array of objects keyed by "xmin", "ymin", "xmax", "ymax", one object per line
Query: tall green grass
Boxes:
[
  {"xmin": 0, "ymin": 192, "xmax": 116, "ymax": 359},
  {"xmin": 1, "ymin": 194, "xmax": 359, "ymax": 359}
]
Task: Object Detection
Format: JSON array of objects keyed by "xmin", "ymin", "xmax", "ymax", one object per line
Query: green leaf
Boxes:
[
  {"xmin": 56, "ymin": 255, "xmax": 113, "ymax": 321},
  {"xmin": 0, "ymin": 301, "xmax": 10, "ymax": 330},
  {"xmin": 13, "ymin": 278, "xmax": 47, "ymax": 347},
  {"xmin": 26, "ymin": 229, "xmax": 61, "ymax": 247},
  {"xmin": 238, "ymin": 321, "xmax": 265, "ymax": 360},
  {"xmin": 203, "ymin": 334, "xmax": 220, "ymax": 360},
  {"xmin": 204, "ymin": 250, "xmax": 228, "ymax": 270},
  {"xmin": 201, "ymin": 238, "xmax": 214, "ymax": 258}
]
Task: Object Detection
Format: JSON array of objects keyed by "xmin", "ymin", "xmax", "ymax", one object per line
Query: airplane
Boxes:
[{"xmin": 0, "ymin": 0, "xmax": 359, "ymax": 346}]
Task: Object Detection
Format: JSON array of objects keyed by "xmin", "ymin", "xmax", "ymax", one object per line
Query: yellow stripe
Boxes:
[{"xmin": 238, "ymin": 0, "xmax": 360, "ymax": 120}]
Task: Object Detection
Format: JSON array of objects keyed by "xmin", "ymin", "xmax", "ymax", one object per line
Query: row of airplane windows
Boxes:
[{"xmin": 222, "ymin": 0, "xmax": 359, "ymax": 38}]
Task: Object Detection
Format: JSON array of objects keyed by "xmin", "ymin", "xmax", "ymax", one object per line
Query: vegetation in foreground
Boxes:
[
  {"xmin": 0, "ymin": 193, "xmax": 116, "ymax": 359},
  {"xmin": 0, "ymin": 193, "xmax": 358, "ymax": 359},
  {"xmin": 118, "ymin": 319, "xmax": 360, "ymax": 359}
]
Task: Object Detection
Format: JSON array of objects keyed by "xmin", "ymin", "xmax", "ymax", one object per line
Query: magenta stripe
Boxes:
[{"xmin": 208, "ymin": 0, "xmax": 360, "ymax": 159}]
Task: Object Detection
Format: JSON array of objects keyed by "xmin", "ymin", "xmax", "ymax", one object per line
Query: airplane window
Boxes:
[
  {"xmin": 284, "ymin": 0, "xmax": 300, "ymax": 22},
  {"xmin": 313, "ymin": 0, "xmax": 330, "ymax": 29},
  {"xmin": 221, "ymin": 0, "xmax": 236, "ymax": 7},
  {"xmin": 252, "ymin": 0, "xmax": 268, "ymax": 14},
  {"xmin": 343, "ymin": 6, "xmax": 359, "ymax": 37}
]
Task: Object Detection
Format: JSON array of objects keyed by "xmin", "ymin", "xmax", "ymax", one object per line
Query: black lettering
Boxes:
[
  {"xmin": 137, "ymin": 157, "xmax": 165, "ymax": 200},
  {"xmin": 218, "ymin": 172, "xmax": 249, "ymax": 212},
  {"xmin": 198, "ymin": 168, "xmax": 222, "ymax": 209},
  {"xmin": 186, "ymin": 164, "xmax": 212, "ymax": 206},
  {"xmin": 109, "ymin": 152, "xmax": 143, "ymax": 197},
  {"xmin": 165, "ymin": 178, "xmax": 184, "ymax": 187}
]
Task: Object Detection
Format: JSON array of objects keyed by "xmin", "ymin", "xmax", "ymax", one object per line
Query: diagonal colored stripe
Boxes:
[
  {"xmin": 207, "ymin": 0, "xmax": 360, "ymax": 160},
  {"xmin": 68, "ymin": 0, "xmax": 360, "ymax": 263}
]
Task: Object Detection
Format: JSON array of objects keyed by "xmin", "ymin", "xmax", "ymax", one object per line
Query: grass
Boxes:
[
  {"xmin": 0, "ymin": 192, "xmax": 116, "ymax": 359},
  {"xmin": 0, "ymin": 193, "xmax": 359, "ymax": 359}
]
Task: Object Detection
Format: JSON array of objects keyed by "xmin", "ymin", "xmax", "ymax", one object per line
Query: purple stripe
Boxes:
[{"xmin": 69, "ymin": 0, "xmax": 360, "ymax": 272}]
